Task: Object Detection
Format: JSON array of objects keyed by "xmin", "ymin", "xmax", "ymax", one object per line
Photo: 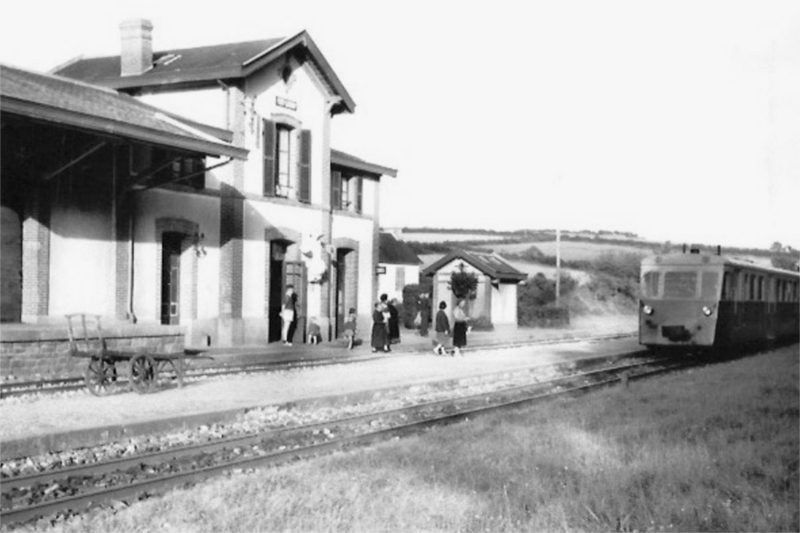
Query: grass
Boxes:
[{"xmin": 15, "ymin": 345, "xmax": 799, "ymax": 532}]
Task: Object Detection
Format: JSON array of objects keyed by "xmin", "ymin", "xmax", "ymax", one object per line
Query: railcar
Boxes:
[{"xmin": 639, "ymin": 252, "xmax": 799, "ymax": 349}]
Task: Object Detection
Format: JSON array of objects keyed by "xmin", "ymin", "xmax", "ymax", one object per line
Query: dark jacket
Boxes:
[{"xmin": 435, "ymin": 309, "xmax": 450, "ymax": 333}]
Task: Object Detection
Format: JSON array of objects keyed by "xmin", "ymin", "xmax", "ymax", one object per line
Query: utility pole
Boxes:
[
  {"xmin": 556, "ymin": 226, "xmax": 561, "ymax": 307},
  {"xmin": 555, "ymin": 174, "xmax": 561, "ymax": 308}
]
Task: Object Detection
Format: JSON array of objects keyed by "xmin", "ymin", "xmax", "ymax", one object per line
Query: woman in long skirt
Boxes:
[
  {"xmin": 452, "ymin": 299, "xmax": 469, "ymax": 356},
  {"xmin": 387, "ymin": 298, "xmax": 401, "ymax": 344},
  {"xmin": 371, "ymin": 303, "xmax": 389, "ymax": 353},
  {"xmin": 434, "ymin": 301, "xmax": 450, "ymax": 356}
]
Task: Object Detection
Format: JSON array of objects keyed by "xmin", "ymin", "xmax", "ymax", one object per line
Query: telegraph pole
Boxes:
[
  {"xmin": 555, "ymin": 174, "xmax": 561, "ymax": 308},
  {"xmin": 555, "ymin": 226, "xmax": 561, "ymax": 307}
]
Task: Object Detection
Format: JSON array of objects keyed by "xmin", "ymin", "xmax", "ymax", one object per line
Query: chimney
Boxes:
[{"xmin": 120, "ymin": 19, "xmax": 153, "ymax": 76}]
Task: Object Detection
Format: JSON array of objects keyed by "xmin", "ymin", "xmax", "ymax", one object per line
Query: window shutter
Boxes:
[
  {"xmin": 299, "ymin": 129, "xmax": 311, "ymax": 203},
  {"xmin": 331, "ymin": 170, "xmax": 342, "ymax": 210},
  {"xmin": 262, "ymin": 119, "xmax": 276, "ymax": 196},
  {"xmin": 355, "ymin": 177, "xmax": 363, "ymax": 213}
]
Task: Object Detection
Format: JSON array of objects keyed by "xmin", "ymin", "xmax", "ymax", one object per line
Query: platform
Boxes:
[{"xmin": 0, "ymin": 317, "xmax": 637, "ymax": 459}]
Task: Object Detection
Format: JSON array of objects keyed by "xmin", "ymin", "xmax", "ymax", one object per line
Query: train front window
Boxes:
[
  {"xmin": 663, "ymin": 271, "xmax": 698, "ymax": 299},
  {"xmin": 701, "ymin": 272, "xmax": 720, "ymax": 299},
  {"xmin": 642, "ymin": 271, "xmax": 660, "ymax": 298}
]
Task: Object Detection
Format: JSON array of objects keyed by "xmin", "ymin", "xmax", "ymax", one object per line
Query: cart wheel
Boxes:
[
  {"xmin": 156, "ymin": 359, "xmax": 182, "ymax": 389},
  {"xmin": 85, "ymin": 358, "xmax": 114, "ymax": 396},
  {"xmin": 129, "ymin": 354, "xmax": 157, "ymax": 393}
]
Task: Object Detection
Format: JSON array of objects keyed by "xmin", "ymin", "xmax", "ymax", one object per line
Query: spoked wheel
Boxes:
[
  {"xmin": 85, "ymin": 358, "xmax": 115, "ymax": 396},
  {"xmin": 129, "ymin": 354, "xmax": 157, "ymax": 393},
  {"xmin": 156, "ymin": 359, "xmax": 183, "ymax": 389}
]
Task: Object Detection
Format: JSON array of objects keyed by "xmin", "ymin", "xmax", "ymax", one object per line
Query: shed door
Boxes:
[{"xmin": 161, "ymin": 232, "xmax": 183, "ymax": 325}]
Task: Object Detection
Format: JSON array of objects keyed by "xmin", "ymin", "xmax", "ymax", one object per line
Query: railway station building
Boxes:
[{"xmin": 1, "ymin": 20, "xmax": 397, "ymax": 365}]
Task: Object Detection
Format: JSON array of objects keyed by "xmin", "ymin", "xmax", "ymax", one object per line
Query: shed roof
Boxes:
[
  {"xmin": 422, "ymin": 249, "xmax": 527, "ymax": 282},
  {"xmin": 53, "ymin": 31, "xmax": 355, "ymax": 113},
  {"xmin": 379, "ymin": 233, "xmax": 421, "ymax": 265},
  {"xmin": 332, "ymin": 149, "xmax": 397, "ymax": 178},
  {"xmin": 0, "ymin": 63, "xmax": 248, "ymax": 160}
]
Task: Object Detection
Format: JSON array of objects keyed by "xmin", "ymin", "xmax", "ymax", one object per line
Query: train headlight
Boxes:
[
  {"xmin": 642, "ymin": 305, "xmax": 654, "ymax": 316},
  {"xmin": 702, "ymin": 306, "xmax": 713, "ymax": 317}
]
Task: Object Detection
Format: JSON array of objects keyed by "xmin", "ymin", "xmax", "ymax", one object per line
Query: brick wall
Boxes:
[
  {"xmin": 0, "ymin": 324, "xmax": 184, "ymax": 382},
  {"xmin": 21, "ymin": 187, "xmax": 50, "ymax": 321}
]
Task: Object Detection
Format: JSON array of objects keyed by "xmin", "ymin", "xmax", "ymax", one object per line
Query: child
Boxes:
[
  {"xmin": 343, "ymin": 308, "xmax": 357, "ymax": 350},
  {"xmin": 307, "ymin": 321, "xmax": 322, "ymax": 345}
]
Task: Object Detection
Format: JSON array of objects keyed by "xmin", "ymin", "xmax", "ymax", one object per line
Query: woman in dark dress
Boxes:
[
  {"xmin": 434, "ymin": 301, "xmax": 450, "ymax": 356},
  {"xmin": 452, "ymin": 299, "xmax": 469, "ymax": 356},
  {"xmin": 387, "ymin": 298, "xmax": 401, "ymax": 344},
  {"xmin": 418, "ymin": 293, "xmax": 431, "ymax": 337},
  {"xmin": 371, "ymin": 302, "xmax": 389, "ymax": 353}
]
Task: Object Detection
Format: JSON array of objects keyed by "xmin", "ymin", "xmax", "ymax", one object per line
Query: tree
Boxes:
[
  {"xmin": 449, "ymin": 263, "xmax": 478, "ymax": 300},
  {"xmin": 772, "ymin": 254, "xmax": 799, "ymax": 272}
]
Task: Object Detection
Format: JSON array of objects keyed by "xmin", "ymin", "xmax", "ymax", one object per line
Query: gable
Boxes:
[
  {"xmin": 52, "ymin": 30, "xmax": 355, "ymax": 113},
  {"xmin": 422, "ymin": 249, "xmax": 527, "ymax": 282}
]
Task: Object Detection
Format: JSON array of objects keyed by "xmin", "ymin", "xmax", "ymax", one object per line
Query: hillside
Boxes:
[{"xmin": 407, "ymin": 228, "xmax": 796, "ymax": 324}]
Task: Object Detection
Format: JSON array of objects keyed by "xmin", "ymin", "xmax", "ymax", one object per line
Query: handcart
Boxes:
[{"xmin": 66, "ymin": 314, "xmax": 185, "ymax": 396}]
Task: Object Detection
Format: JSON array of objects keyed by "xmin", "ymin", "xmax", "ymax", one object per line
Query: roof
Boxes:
[
  {"xmin": 53, "ymin": 31, "xmax": 356, "ymax": 113},
  {"xmin": 0, "ymin": 64, "xmax": 248, "ymax": 160},
  {"xmin": 332, "ymin": 149, "xmax": 398, "ymax": 178},
  {"xmin": 379, "ymin": 233, "xmax": 421, "ymax": 265},
  {"xmin": 642, "ymin": 253, "xmax": 800, "ymax": 278},
  {"xmin": 422, "ymin": 250, "xmax": 527, "ymax": 282}
]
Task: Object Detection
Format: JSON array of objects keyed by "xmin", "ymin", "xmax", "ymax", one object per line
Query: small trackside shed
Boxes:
[{"xmin": 422, "ymin": 250, "xmax": 527, "ymax": 326}]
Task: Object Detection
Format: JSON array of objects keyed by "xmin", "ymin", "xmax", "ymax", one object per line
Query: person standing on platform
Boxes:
[
  {"xmin": 418, "ymin": 293, "xmax": 431, "ymax": 337},
  {"xmin": 343, "ymin": 307, "xmax": 358, "ymax": 350},
  {"xmin": 387, "ymin": 298, "xmax": 401, "ymax": 345},
  {"xmin": 452, "ymin": 299, "xmax": 470, "ymax": 356},
  {"xmin": 434, "ymin": 301, "xmax": 450, "ymax": 356},
  {"xmin": 371, "ymin": 302, "xmax": 389, "ymax": 353},
  {"xmin": 281, "ymin": 285, "xmax": 296, "ymax": 346}
]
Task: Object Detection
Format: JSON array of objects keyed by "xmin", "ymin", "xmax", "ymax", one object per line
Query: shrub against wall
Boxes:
[
  {"xmin": 401, "ymin": 279, "xmax": 432, "ymax": 329},
  {"xmin": 449, "ymin": 267, "xmax": 478, "ymax": 300}
]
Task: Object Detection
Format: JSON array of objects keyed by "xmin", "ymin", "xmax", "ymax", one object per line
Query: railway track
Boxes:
[
  {"xmin": 0, "ymin": 349, "xmax": 692, "ymax": 527},
  {"xmin": 0, "ymin": 332, "xmax": 636, "ymax": 399}
]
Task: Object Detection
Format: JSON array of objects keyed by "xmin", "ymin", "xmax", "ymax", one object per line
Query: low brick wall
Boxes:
[{"xmin": 0, "ymin": 323, "xmax": 185, "ymax": 382}]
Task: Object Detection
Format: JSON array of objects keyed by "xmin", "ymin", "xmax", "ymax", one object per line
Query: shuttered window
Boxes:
[
  {"xmin": 355, "ymin": 177, "xmax": 363, "ymax": 213},
  {"xmin": 395, "ymin": 266, "xmax": 405, "ymax": 292},
  {"xmin": 331, "ymin": 170, "xmax": 342, "ymax": 210},
  {"xmin": 276, "ymin": 125, "xmax": 292, "ymax": 197},
  {"xmin": 299, "ymin": 129, "xmax": 311, "ymax": 203},
  {"xmin": 331, "ymin": 171, "xmax": 363, "ymax": 214},
  {"xmin": 262, "ymin": 119, "xmax": 276, "ymax": 196}
]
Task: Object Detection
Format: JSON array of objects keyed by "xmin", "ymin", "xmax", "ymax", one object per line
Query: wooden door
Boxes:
[
  {"xmin": 161, "ymin": 232, "xmax": 183, "ymax": 325},
  {"xmin": 285, "ymin": 261, "xmax": 306, "ymax": 343},
  {"xmin": 268, "ymin": 258, "xmax": 284, "ymax": 342},
  {"xmin": 335, "ymin": 250, "xmax": 346, "ymax": 337}
]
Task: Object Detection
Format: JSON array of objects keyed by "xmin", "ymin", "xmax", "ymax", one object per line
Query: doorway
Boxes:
[
  {"xmin": 268, "ymin": 242, "xmax": 286, "ymax": 343},
  {"xmin": 1, "ymin": 206, "xmax": 22, "ymax": 323},
  {"xmin": 268, "ymin": 240, "xmax": 306, "ymax": 343},
  {"xmin": 334, "ymin": 249, "xmax": 347, "ymax": 337},
  {"xmin": 160, "ymin": 232, "xmax": 183, "ymax": 325}
]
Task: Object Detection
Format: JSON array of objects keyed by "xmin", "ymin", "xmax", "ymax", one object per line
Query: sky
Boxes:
[{"xmin": 1, "ymin": 0, "xmax": 798, "ymax": 250}]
